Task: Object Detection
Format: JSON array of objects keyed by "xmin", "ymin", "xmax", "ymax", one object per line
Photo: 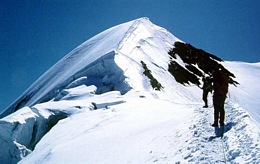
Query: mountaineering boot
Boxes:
[{"xmin": 211, "ymin": 122, "xmax": 218, "ymax": 127}]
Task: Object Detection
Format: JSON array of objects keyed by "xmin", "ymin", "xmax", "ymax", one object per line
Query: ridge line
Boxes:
[{"xmin": 116, "ymin": 18, "xmax": 149, "ymax": 51}]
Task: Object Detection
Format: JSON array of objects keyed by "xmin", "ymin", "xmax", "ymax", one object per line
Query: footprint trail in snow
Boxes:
[{"xmin": 172, "ymin": 101, "xmax": 260, "ymax": 163}]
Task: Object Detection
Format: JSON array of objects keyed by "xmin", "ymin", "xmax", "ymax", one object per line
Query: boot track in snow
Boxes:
[{"xmin": 173, "ymin": 101, "xmax": 260, "ymax": 163}]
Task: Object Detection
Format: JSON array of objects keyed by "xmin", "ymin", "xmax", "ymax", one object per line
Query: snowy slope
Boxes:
[
  {"xmin": 18, "ymin": 73, "xmax": 260, "ymax": 163},
  {"xmin": 0, "ymin": 18, "xmax": 259, "ymax": 163},
  {"xmin": 224, "ymin": 61, "xmax": 260, "ymax": 129}
]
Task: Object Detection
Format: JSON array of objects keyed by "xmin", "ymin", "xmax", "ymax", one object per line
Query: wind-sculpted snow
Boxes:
[
  {"xmin": 0, "ymin": 19, "xmax": 135, "ymax": 118},
  {"xmin": 0, "ymin": 106, "xmax": 68, "ymax": 163},
  {"xmin": 0, "ymin": 86, "xmax": 126, "ymax": 163}
]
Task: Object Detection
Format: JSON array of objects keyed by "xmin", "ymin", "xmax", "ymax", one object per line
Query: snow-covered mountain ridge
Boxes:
[
  {"xmin": 0, "ymin": 17, "xmax": 259, "ymax": 163},
  {"xmin": 0, "ymin": 17, "xmax": 181, "ymax": 118}
]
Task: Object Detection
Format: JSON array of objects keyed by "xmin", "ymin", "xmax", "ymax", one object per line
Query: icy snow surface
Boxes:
[{"xmin": 0, "ymin": 18, "xmax": 259, "ymax": 163}]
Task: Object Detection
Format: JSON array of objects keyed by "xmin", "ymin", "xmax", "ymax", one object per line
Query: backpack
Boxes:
[{"xmin": 213, "ymin": 72, "xmax": 228, "ymax": 96}]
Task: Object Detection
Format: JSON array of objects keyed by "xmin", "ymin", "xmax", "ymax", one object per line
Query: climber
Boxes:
[
  {"xmin": 211, "ymin": 68, "xmax": 229, "ymax": 127},
  {"xmin": 202, "ymin": 75, "xmax": 213, "ymax": 108}
]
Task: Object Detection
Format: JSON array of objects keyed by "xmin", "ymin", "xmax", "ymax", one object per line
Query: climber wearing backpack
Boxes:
[
  {"xmin": 211, "ymin": 68, "xmax": 229, "ymax": 127},
  {"xmin": 202, "ymin": 75, "xmax": 213, "ymax": 108}
]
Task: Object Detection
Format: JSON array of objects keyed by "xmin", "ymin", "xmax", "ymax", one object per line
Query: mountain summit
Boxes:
[
  {"xmin": 1, "ymin": 17, "xmax": 180, "ymax": 118},
  {"xmin": 0, "ymin": 17, "xmax": 236, "ymax": 118},
  {"xmin": 0, "ymin": 18, "xmax": 259, "ymax": 163}
]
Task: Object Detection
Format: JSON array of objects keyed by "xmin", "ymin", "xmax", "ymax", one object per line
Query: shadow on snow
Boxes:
[{"xmin": 208, "ymin": 122, "xmax": 236, "ymax": 141}]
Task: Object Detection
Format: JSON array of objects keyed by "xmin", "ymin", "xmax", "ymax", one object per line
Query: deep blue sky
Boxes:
[{"xmin": 0, "ymin": 0, "xmax": 260, "ymax": 112}]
